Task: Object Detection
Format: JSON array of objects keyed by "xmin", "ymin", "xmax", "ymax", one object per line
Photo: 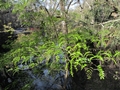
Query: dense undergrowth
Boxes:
[{"xmin": 1, "ymin": 24, "xmax": 120, "ymax": 80}]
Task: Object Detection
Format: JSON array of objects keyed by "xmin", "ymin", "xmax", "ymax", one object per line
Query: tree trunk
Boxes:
[{"xmin": 60, "ymin": 0, "xmax": 68, "ymax": 34}]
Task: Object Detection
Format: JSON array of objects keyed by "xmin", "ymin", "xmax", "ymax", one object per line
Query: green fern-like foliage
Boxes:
[
  {"xmin": 1, "ymin": 26, "xmax": 116, "ymax": 80},
  {"xmin": 64, "ymin": 28, "xmax": 118, "ymax": 79},
  {"xmin": 2, "ymin": 23, "xmax": 120, "ymax": 81}
]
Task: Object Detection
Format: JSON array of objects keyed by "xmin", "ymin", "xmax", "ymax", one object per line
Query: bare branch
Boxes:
[
  {"xmin": 66, "ymin": 0, "xmax": 74, "ymax": 13},
  {"xmin": 85, "ymin": 1, "xmax": 92, "ymax": 10},
  {"xmin": 52, "ymin": 1, "xmax": 60, "ymax": 15},
  {"xmin": 78, "ymin": 0, "xmax": 83, "ymax": 11},
  {"xmin": 100, "ymin": 18, "xmax": 120, "ymax": 25},
  {"xmin": 42, "ymin": 6, "xmax": 51, "ymax": 16},
  {"xmin": 72, "ymin": 1, "xmax": 78, "ymax": 5}
]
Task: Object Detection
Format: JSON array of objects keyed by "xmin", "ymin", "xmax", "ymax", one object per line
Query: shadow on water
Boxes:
[{"xmin": 26, "ymin": 69, "xmax": 72, "ymax": 90}]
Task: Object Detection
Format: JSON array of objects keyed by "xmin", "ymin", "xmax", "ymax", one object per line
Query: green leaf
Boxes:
[
  {"xmin": 97, "ymin": 65, "xmax": 105, "ymax": 79},
  {"xmin": 12, "ymin": 57, "xmax": 20, "ymax": 66}
]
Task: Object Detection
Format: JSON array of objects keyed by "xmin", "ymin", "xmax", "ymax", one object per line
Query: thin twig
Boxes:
[
  {"xmin": 85, "ymin": 1, "xmax": 92, "ymax": 10},
  {"xmin": 52, "ymin": 1, "xmax": 60, "ymax": 15}
]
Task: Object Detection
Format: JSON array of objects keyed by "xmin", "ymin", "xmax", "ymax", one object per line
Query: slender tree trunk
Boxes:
[
  {"xmin": 60, "ymin": 0, "xmax": 68, "ymax": 34},
  {"xmin": 60, "ymin": 1, "xmax": 69, "ymax": 89}
]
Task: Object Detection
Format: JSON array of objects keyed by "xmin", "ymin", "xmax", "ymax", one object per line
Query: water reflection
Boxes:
[{"xmin": 26, "ymin": 69, "xmax": 71, "ymax": 90}]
